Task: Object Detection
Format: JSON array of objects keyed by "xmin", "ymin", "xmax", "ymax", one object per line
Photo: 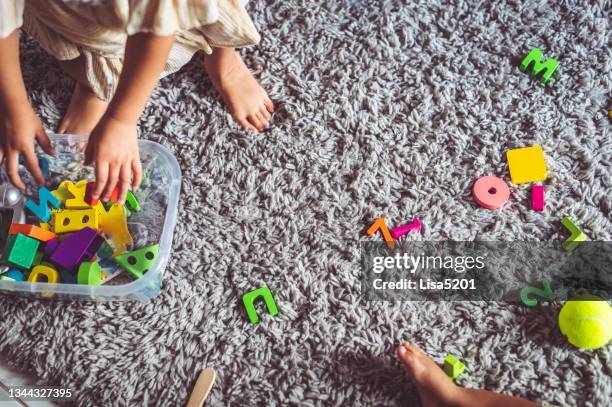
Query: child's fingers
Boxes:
[
  {"xmin": 131, "ymin": 159, "xmax": 142, "ymax": 190},
  {"xmin": 117, "ymin": 164, "xmax": 130, "ymax": 204},
  {"xmin": 93, "ymin": 161, "xmax": 109, "ymax": 199},
  {"xmin": 35, "ymin": 130, "xmax": 54, "ymax": 156},
  {"xmin": 6, "ymin": 151, "xmax": 25, "ymax": 191},
  {"xmin": 84, "ymin": 140, "xmax": 96, "ymax": 166},
  {"xmin": 102, "ymin": 165, "xmax": 120, "ymax": 201},
  {"xmin": 23, "ymin": 149, "xmax": 45, "ymax": 186},
  {"xmin": 0, "ymin": 147, "xmax": 5, "ymax": 185}
]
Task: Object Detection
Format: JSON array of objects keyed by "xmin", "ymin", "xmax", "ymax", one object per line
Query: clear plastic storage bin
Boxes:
[{"xmin": 0, "ymin": 134, "xmax": 181, "ymax": 301}]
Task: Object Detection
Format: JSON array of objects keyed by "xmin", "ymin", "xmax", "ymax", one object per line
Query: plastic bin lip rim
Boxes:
[{"xmin": 0, "ymin": 133, "xmax": 182, "ymax": 297}]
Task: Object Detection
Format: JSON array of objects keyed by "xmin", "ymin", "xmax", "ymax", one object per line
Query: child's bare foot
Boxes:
[
  {"xmin": 203, "ymin": 48, "xmax": 274, "ymax": 132},
  {"xmin": 397, "ymin": 343, "xmax": 461, "ymax": 407},
  {"xmin": 57, "ymin": 83, "xmax": 108, "ymax": 136}
]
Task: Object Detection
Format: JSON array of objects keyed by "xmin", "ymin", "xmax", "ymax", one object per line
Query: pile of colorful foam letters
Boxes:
[{"xmin": 0, "ymin": 180, "xmax": 158, "ymax": 286}]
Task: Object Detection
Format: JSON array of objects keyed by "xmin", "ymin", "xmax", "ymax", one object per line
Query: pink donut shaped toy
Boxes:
[{"xmin": 472, "ymin": 176, "xmax": 510, "ymax": 209}]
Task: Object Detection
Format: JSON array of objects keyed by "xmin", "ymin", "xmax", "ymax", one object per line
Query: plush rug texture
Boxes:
[{"xmin": 0, "ymin": 0, "xmax": 611, "ymax": 405}]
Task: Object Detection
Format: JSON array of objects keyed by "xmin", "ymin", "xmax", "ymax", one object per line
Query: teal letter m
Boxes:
[{"xmin": 520, "ymin": 48, "xmax": 559, "ymax": 84}]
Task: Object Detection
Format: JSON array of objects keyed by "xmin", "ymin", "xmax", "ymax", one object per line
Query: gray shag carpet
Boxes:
[{"xmin": 1, "ymin": 0, "xmax": 611, "ymax": 405}]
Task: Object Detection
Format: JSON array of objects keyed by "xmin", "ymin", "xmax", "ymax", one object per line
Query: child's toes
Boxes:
[
  {"xmin": 397, "ymin": 343, "xmax": 416, "ymax": 366},
  {"xmin": 260, "ymin": 105, "xmax": 271, "ymax": 122},
  {"xmin": 405, "ymin": 343, "xmax": 424, "ymax": 355},
  {"xmin": 236, "ymin": 116, "xmax": 257, "ymax": 132},
  {"xmin": 264, "ymin": 96, "xmax": 274, "ymax": 113},
  {"xmin": 248, "ymin": 114, "xmax": 266, "ymax": 131},
  {"xmin": 256, "ymin": 112, "xmax": 269, "ymax": 129}
]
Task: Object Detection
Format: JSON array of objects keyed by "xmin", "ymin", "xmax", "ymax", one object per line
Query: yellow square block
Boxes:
[
  {"xmin": 506, "ymin": 145, "xmax": 547, "ymax": 184},
  {"xmin": 52, "ymin": 208, "xmax": 99, "ymax": 234}
]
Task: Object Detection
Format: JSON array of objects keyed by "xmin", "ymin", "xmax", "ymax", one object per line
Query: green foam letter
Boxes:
[
  {"xmin": 561, "ymin": 216, "xmax": 587, "ymax": 252},
  {"xmin": 242, "ymin": 286, "xmax": 278, "ymax": 324},
  {"xmin": 520, "ymin": 279, "xmax": 554, "ymax": 307},
  {"xmin": 520, "ymin": 48, "xmax": 559, "ymax": 84}
]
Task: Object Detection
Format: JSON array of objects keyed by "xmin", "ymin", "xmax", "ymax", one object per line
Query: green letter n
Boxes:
[
  {"xmin": 520, "ymin": 48, "xmax": 559, "ymax": 84},
  {"xmin": 242, "ymin": 286, "xmax": 279, "ymax": 324}
]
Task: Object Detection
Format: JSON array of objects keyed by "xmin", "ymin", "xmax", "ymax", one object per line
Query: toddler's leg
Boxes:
[
  {"xmin": 203, "ymin": 47, "xmax": 274, "ymax": 132},
  {"xmin": 397, "ymin": 343, "xmax": 538, "ymax": 407},
  {"xmin": 56, "ymin": 55, "xmax": 108, "ymax": 136}
]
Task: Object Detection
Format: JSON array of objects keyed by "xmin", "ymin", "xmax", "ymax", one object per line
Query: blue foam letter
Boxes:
[{"xmin": 25, "ymin": 187, "xmax": 61, "ymax": 222}]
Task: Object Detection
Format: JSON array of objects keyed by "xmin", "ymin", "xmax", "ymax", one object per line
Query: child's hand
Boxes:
[
  {"xmin": 84, "ymin": 115, "xmax": 142, "ymax": 204},
  {"xmin": 0, "ymin": 106, "xmax": 54, "ymax": 190},
  {"xmin": 82, "ymin": 33, "xmax": 173, "ymax": 204}
]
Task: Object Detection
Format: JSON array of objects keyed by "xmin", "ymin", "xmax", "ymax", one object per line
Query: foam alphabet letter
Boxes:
[
  {"xmin": 242, "ymin": 286, "xmax": 279, "ymax": 324},
  {"xmin": 25, "ymin": 187, "xmax": 61, "ymax": 222},
  {"xmin": 519, "ymin": 48, "xmax": 559, "ymax": 84}
]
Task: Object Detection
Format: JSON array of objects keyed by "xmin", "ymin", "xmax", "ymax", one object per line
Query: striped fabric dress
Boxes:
[{"xmin": 0, "ymin": 0, "xmax": 260, "ymax": 101}]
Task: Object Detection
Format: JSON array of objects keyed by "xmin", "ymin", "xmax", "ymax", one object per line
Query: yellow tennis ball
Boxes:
[{"xmin": 558, "ymin": 295, "xmax": 612, "ymax": 350}]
